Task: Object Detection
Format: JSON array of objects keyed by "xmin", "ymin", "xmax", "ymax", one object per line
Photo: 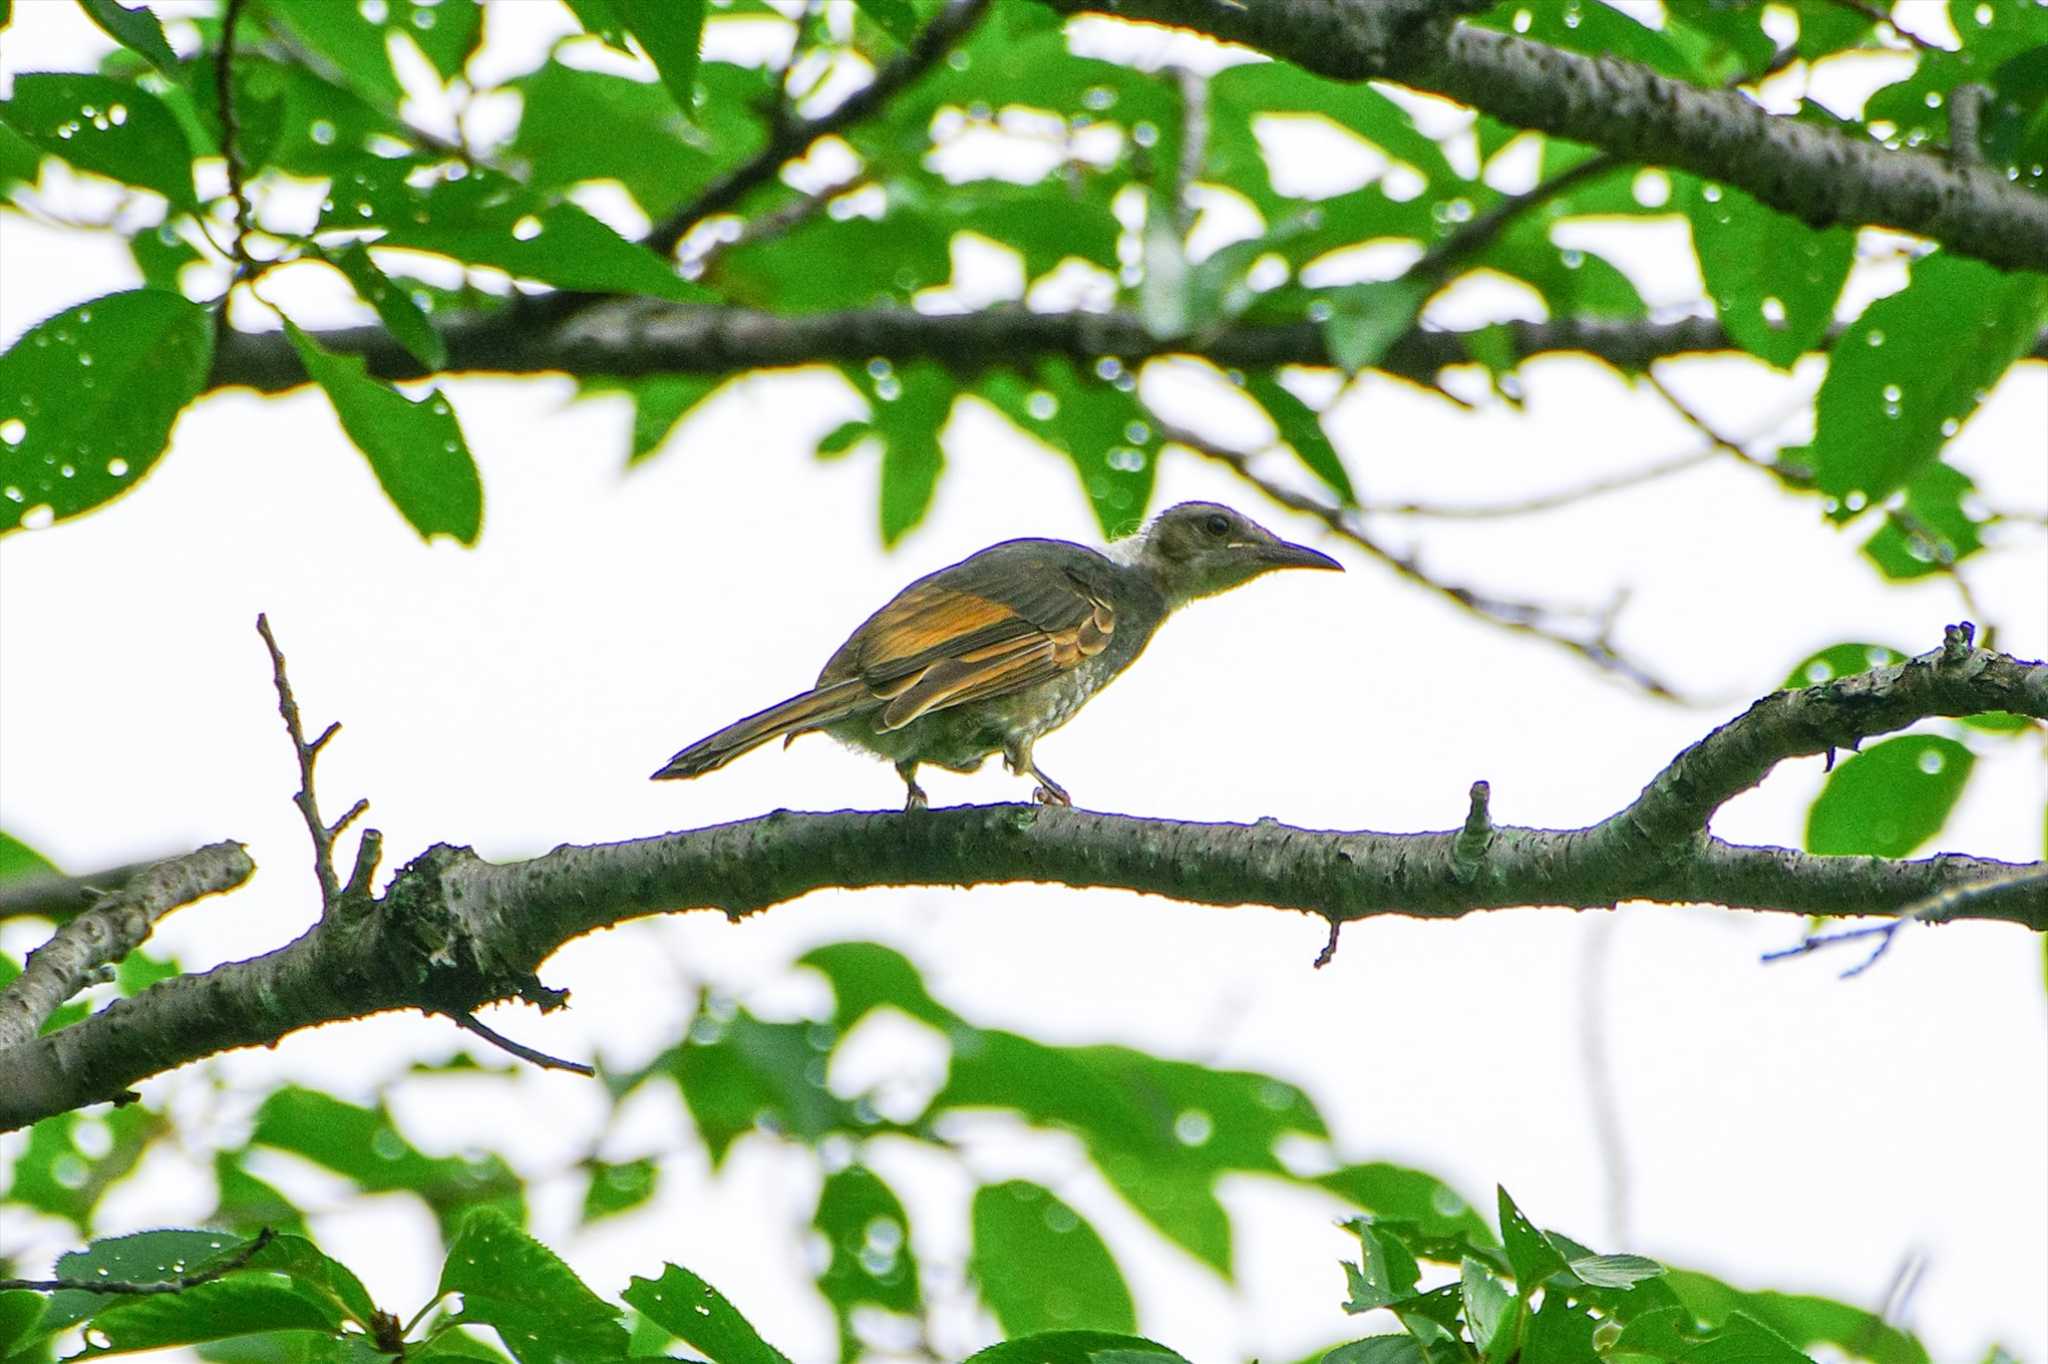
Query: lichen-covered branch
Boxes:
[
  {"xmin": 1043, "ymin": 0, "xmax": 2048, "ymax": 273},
  {"xmin": 0, "ymin": 634, "xmax": 2040, "ymax": 1131},
  {"xmin": 0, "ymin": 842, "xmax": 254, "ymax": 1053}
]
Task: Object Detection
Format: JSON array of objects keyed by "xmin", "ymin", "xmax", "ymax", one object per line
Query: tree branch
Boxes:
[
  {"xmin": 208, "ymin": 306, "xmax": 2048, "ymax": 398},
  {"xmin": 0, "ymin": 842, "xmax": 254, "ymax": 1053},
  {"xmin": 256, "ymin": 613, "xmax": 371, "ymax": 915},
  {"xmin": 0, "ymin": 631, "xmax": 2040, "ymax": 1132},
  {"xmin": 1039, "ymin": 0, "xmax": 2048, "ymax": 273},
  {"xmin": 0, "ymin": 858, "xmax": 179, "ymax": 924}
]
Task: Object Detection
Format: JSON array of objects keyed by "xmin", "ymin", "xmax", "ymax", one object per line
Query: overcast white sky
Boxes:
[{"xmin": 2, "ymin": 3, "xmax": 2045, "ymax": 1361}]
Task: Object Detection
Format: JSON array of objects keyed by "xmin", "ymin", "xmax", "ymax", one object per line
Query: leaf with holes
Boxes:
[
  {"xmin": 0, "ymin": 290, "xmax": 213, "ymax": 534},
  {"xmin": 287, "ymin": 321, "xmax": 483, "ymax": 545},
  {"xmin": 623, "ymin": 1263, "xmax": 793, "ymax": 1364},
  {"xmin": 971, "ymin": 1180, "xmax": 1134, "ymax": 1336},
  {"xmin": 0, "ymin": 73, "xmax": 194, "ymax": 204},
  {"xmin": 1806, "ymin": 735, "xmax": 1976, "ymax": 858},
  {"xmin": 1861, "ymin": 463, "xmax": 1990, "ymax": 581}
]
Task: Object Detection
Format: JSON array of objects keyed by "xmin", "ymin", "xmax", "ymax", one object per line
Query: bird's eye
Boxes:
[{"xmin": 1201, "ymin": 513, "xmax": 1230, "ymax": 537}]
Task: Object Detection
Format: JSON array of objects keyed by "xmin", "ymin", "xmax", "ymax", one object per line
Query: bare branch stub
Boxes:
[{"xmin": 255, "ymin": 614, "xmax": 370, "ymax": 913}]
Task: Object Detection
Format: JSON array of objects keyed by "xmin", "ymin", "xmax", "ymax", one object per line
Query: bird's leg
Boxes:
[
  {"xmin": 896, "ymin": 760, "xmax": 929, "ymax": 811},
  {"xmin": 1004, "ymin": 738, "xmax": 1071, "ymax": 807}
]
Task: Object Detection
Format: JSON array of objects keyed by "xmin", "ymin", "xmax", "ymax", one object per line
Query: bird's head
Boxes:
[{"xmin": 1124, "ymin": 502, "xmax": 1342, "ymax": 608}]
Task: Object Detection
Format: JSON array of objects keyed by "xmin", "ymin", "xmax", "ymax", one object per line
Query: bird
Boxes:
[{"xmin": 651, "ymin": 501, "xmax": 1342, "ymax": 809}]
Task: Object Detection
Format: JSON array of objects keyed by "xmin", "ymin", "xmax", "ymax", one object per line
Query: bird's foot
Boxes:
[
  {"xmin": 1031, "ymin": 780, "xmax": 1071, "ymax": 807},
  {"xmin": 903, "ymin": 781, "xmax": 930, "ymax": 812}
]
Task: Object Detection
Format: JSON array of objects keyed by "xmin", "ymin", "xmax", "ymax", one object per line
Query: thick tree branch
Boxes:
[
  {"xmin": 0, "ymin": 633, "xmax": 2040, "ymax": 1131},
  {"xmin": 1042, "ymin": 0, "xmax": 2048, "ymax": 273},
  {"xmin": 0, "ymin": 858, "xmax": 176, "ymax": 924},
  {"xmin": 205, "ymin": 307, "xmax": 2048, "ymax": 398},
  {"xmin": 0, "ymin": 842, "xmax": 254, "ymax": 1053}
]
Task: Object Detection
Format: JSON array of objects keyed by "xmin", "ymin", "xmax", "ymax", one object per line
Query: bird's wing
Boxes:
[{"xmin": 823, "ymin": 544, "xmax": 1118, "ymax": 732}]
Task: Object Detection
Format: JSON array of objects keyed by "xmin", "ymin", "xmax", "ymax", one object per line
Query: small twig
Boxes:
[
  {"xmin": 1, "ymin": 1228, "xmax": 274, "ymax": 1295},
  {"xmin": 645, "ymin": 0, "xmax": 992, "ymax": 261},
  {"xmin": 214, "ymin": 0, "xmax": 255, "ymax": 269},
  {"xmin": 452, "ymin": 1012, "xmax": 595, "ymax": 1076},
  {"xmin": 255, "ymin": 614, "xmax": 364, "ymax": 914},
  {"xmin": 343, "ymin": 829, "xmax": 384, "ymax": 900},
  {"xmin": 1646, "ymin": 371, "xmax": 1997, "ymax": 627},
  {"xmin": 1312, "ymin": 918, "xmax": 1341, "ymax": 970},
  {"xmin": 1760, "ymin": 867, "xmax": 2048, "ymax": 976},
  {"xmin": 694, "ymin": 175, "xmax": 873, "ymax": 277},
  {"xmin": 1411, "ymin": 152, "xmax": 1625, "ymax": 285},
  {"xmin": 1164, "ymin": 425, "xmax": 1685, "ymax": 698},
  {"xmin": 1816, "ymin": 0, "xmax": 1946, "ymax": 55}
]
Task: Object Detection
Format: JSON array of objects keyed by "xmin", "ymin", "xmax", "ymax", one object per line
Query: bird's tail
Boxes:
[{"xmin": 650, "ymin": 679, "xmax": 870, "ymax": 780}]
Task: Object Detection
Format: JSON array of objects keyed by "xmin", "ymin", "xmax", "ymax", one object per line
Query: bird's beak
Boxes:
[{"xmin": 1251, "ymin": 538, "xmax": 1344, "ymax": 572}]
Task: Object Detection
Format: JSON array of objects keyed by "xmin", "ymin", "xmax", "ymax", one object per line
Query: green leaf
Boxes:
[
  {"xmin": 0, "ymin": 1289, "xmax": 46, "ymax": 1360},
  {"xmin": 1806, "ymin": 734, "xmax": 1976, "ymax": 858},
  {"xmin": 285, "ymin": 321, "xmax": 483, "ymax": 545},
  {"xmin": 1207, "ymin": 62, "xmax": 1460, "ymax": 191},
  {"xmin": 1566, "ymin": 1253, "xmax": 1664, "ymax": 1289},
  {"xmin": 579, "ymin": 1158, "xmax": 657, "ymax": 1225},
  {"xmin": 710, "ymin": 203, "xmax": 952, "ymax": 312},
  {"xmin": 1322, "ymin": 1338, "xmax": 1428, "ymax": 1364},
  {"xmin": 970, "ymin": 1180, "xmax": 1134, "ymax": 1336},
  {"xmin": 1684, "ymin": 1313, "xmax": 1819, "ymax": 1364},
  {"xmin": 1092, "ymin": 1152, "xmax": 1231, "ymax": 1277},
  {"xmin": 1780, "ymin": 643, "xmax": 1906, "ymax": 690},
  {"xmin": 77, "ymin": 0, "xmax": 181, "ymax": 76},
  {"xmin": 581, "ymin": 374, "xmax": 721, "ymax": 467},
  {"xmin": 853, "ymin": 361, "xmax": 953, "ymax": 546},
  {"xmin": 1316, "ymin": 1163, "xmax": 1498, "ymax": 1251},
  {"xmin": 813, "ymin": 1165, "xmax": 919, "ymax": 1359},
  {"xmin": 1496, "ymin": 1187, "xmax": 1569, "ymax": 1287},
  {"xmin": 660, "ymin": 1006, "xmax": 862, "ymax": 1165},
  {"xmin": 508, "ymin": 60, "xmax": 768, "ymax": 222},
  {"xmin": 63, "ymin": 1281, "xmax": 339, "ymax": 1355},
  {"xmin": 853, "ymin": 0, "xmax": 921, "ymax": 46},
  {"xmin": 1244, "ymin": 370, "xmax": 1352, "ymax": 503},
  {"xmin": 1462, "ymin": 1259, "xmax": 1513, "ymax": 1354},
  {"xmin": 1323, "ymin": 276, "xmax": 1433, "ymax": 373},
  {"xmin": 560, "ymin": 0, "xmax": 629, "ymax": 49},
  {"xmin": 815, "ymin": 420, "xmax": 871, "ymax": 460},
  {"xmin": 0, "ymin": 830, "xmax": 58, "ymax": 883},
  {"xmin": 438, "ymin": 1209, "xmax": 630, "ymax": 1364},
  {"xmin": 0, "ymin": 289, "xmax": 213, "ymax": 533},
  {"xmin": 961, "ymin": 1333, "xmax": 1190, "ymax": 1364},
  {"xmin": 323, "ymin": 243, "xmax": 448, "ymax": 371},
  {"xmin": 248, "ymin": 1087, "xmax": 521, "ymax": 1236},
  {"xmin": 322, "ymin": 161, "xmax": 705, "ymax": 302},
  {"xmin": 38, "ymin": 1230, "xmax": 265, "ymax": 1332},
  {"xmin": 129, "ymin": 222, "xmax": 203, "ymax": 293},
  {"xmin": 238, "ymin": 1234, "xmax": 379, "ymax": 1329},
  {"xmin": 0, "ymin": 74, "xmax": 194, "ymax": 204},
  {"xmin": 1810, "ymin": 252, "xmax": 2048, "ymax": 515},
  {"xmin": 983, "ymin": 362, "xmax": 1158, "ymax": 537},
  {"xmin": 621, "ymin": 1263, "xmax": 793, "ymax": 1364},
  {"xmin": 212, "ymin": 1150, "xmax": 310, "ymax": 1238},
  {"xmin": 1662, "ymin": 1269, "xmax": 1930, "ymax": 1364},
  {"xmin": 1684, "ymin": 180, "xmax": 1853, "ymax": 369},
  {"xmin": 1522, "ymin": 1292, "xmax": 1597, "ymax": 1364},
  {"xmin": 1861, "ymin": 464, "xmax": 1989, "ymax": 581},
  {"xmin": 1960, "ymin": 710, "xmax": 2033, "ymax": 734},
  {"xmin": 1340, "ymin": 1219, "xmax": 1420, "ymax": 1313},
  {"xmin": 613, "ymin": 0, "xmax": 706, "ymax": 117},
  {"xmin": 1471, "ymin": 0, "xmax": 1693, "ymax": 76},
  {"xmin": 260, "ymin": 0, "xmax": 481, "ymax": 97}
]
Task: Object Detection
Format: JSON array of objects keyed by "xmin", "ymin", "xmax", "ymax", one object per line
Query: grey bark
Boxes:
[
  {"xmin": 1041, "ymin": 0, "xmax": 2048, "ymax": 274},
  {"xmin": 0, "ymin": 640, "xmax": 2041, "ymax": 1133}
]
